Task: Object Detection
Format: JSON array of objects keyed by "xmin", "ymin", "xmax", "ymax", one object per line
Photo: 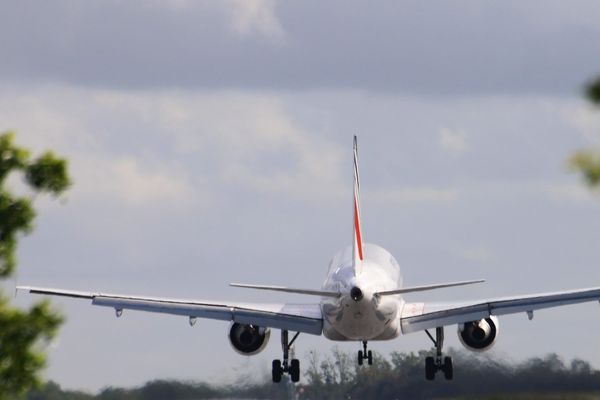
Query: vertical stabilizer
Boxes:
[{"xmin": 352, "ymin": 135, "xmax": 364, "ymax": 275}]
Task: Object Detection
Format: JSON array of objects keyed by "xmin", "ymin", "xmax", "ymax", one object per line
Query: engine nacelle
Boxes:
[
  {"xmin": 457, "ymin": 316, "xmax": 499, "ymax": 352},
  {"xmin": 228, "ymin": 322, "xmax": 270, "ymax": 356}
]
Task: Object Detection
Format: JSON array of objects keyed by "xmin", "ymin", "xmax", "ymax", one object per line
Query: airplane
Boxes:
[{"xmin": 18, "ymin": 136, "xmax": 600, "ymax": 383}]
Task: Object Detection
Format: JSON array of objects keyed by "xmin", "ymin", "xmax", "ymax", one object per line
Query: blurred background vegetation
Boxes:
[{"xmin": 23, "ymin": 347, "xmax": 600, "ymax": 400}]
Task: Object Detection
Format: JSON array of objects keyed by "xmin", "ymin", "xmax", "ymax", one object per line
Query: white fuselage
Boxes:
[{"xmin": 320, "ymin": 243, "xmax": 404, "ymax": 341}]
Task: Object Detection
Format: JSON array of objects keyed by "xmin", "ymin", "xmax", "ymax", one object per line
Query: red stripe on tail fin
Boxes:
[
  {"xmin": 352, "ymin": 135, "xmax": 364, "ymax": 273},
  {"xmin": 354, "ymin": 197, "xmax": 363, "ymax": 261}
]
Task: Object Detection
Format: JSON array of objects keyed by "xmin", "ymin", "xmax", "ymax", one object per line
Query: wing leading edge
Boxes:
[
  {"xmin": 18, "ymin": 286, "xmax": 323, "ymax": 335},
  {"xmin": 401, "ymin": 286, "xmax": 600, "ymax": 334}
]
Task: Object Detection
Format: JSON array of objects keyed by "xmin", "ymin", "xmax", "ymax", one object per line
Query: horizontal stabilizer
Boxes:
[
  {"xmin": 230, "ymin": 283, "xmax": 341, "ymax": 298},
  {"xmin": 375, "ymin": 279, "xmax": 485, "ymax": 297}
]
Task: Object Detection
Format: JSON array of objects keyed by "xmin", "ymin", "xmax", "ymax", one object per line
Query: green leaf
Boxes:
[
  {"xmin": 0, "ymin": 192, "xmax": 35, "ymax": 277},
  {"xmin": 0, "ymin": 132, "xmax": 29, "ymax": 185},
  {"xmin": 585, "ymin": 76, "xmax": 600, "ymax": 106},
  {"xmin": 569, "ymin": 150, "xmax": 600, "ymax": 189},
  {"xmin": 25, "ymin": 152, "xmax": 71, "ymax": 195}
]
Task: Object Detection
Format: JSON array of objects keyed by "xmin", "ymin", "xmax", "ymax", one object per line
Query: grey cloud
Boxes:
[{"xmin": 2, "ymin": 0, "xmax": 600, "ymax": 94}]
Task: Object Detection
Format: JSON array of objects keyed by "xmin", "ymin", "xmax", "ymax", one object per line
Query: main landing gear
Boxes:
[
  {"xmin": 357, "ymin": 340, "xmax": 373, "ymax": 366},
  {"xmin": 272, "ymin": 330, "xmax": 301, "ymax": 383},
  {"xmin": 424, "ymin": 327, "xmax": 453, "ymax": 381}
]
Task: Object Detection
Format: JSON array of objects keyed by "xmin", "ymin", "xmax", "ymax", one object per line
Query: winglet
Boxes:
[{"xmin": 352, "ymin": 135, "xmax": 364, "ymax": 275}]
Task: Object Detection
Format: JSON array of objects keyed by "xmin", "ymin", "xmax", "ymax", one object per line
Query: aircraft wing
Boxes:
[
  {"xmin": 17, "ymin": 286, "xmax": 323, "ymax": 335},
  {"xmin": 400, "ymin": 286, "xmax": 600, "ymax": 334}
]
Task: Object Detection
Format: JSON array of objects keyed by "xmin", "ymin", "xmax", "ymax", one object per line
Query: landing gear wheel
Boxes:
[
  {"xmin": 424, "ymin": 327, "xmax": 454, "ymax": 381},
  {"xmin": 272, "ymin": 360, "xmax": 282, "ymax": 383},
  {"xmin": 425, "ymin": 356, "xmax": 435, "ymax": 381},
  {"xmin": 272, "ymin": 330, "xmax": 301, "ymax": 383},
  {"xmin": 358, "ymin": 341, "xmax": 372, "ymax": 366},
  {"xmin": 443, "ymin": 356, "xmax": 453, "ymax": 380},
  {"xmin": 290, "ymin": 359, "xmax": 300, "ymax": 382}
]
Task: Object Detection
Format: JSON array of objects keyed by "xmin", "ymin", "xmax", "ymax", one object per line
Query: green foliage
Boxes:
[
  {"xmin": 0, "ymin": 131, "xmax": 70, "ymax": 398},
  {"xmin": 0, "ymin": 191, "xmax": 35, "ymax": 277},
  {"xmin": 571, "ymin": 76, "xmax": 600, "ymax": 191},
  {"xmin": 586, "ymin": 76, "xmax": 600, "ymax": 105},
  {"xmin": 0, "ymin": 132, "xmax": 71, "ymax": 278},
  {"xmin": 25, "ymin": 152, "xmax": 71, "ymax": 195},
  {"xmin": 0, "ymin": 299, "xmax": 63, "ymax": 398},
  {"xmin": 569, "ymin": 150, "xmax": 600, "ymax": 189},
  {"xmin": 0, "ymin": 133, "xmax": 29, "ymax": 184}
]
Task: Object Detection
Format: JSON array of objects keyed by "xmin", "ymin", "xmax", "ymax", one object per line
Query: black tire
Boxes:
[
  {"xmin": 272, "ymin": 360, "xmax": 282, "ymax": 383},
  {"xmin": 290, "ymin": 359, "xmax": 300, "ymax": 382},
  {"xmin": 358, "ymin": 350, "xmax": 363, "ymax": 366},
  {"xmin": 367, "ymin": 350, "xmax": 373, "ymax": 365},
  {"xmin": 425, "ymin": 356, "xmax": 436, "ymax": 381},
  {"xmin": 443, "ymin": 356, "xmax": 453, "ymax": 380}
]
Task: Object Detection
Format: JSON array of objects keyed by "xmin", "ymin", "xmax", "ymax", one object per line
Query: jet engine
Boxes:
[
  {"xmin": 228, "ymin": 322, "xmax": 271, "ymax": 355},
  {"xmin": 457, "ymin": 316, "xmax": 499, "ymax": 352}
]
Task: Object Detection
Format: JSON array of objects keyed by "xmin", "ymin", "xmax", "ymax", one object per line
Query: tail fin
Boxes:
[{"xmin": 352, "ymin": 135, "xmax": 364, "ymax": 275}]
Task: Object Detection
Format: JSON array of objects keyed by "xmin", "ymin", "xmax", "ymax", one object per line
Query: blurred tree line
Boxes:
[{"xmin": 24, "ymin": 348, "xmax": 600, "ymax": 400}]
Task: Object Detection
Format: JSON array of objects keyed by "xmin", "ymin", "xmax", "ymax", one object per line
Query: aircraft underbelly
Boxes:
[{"xmin": 321, "ymin": 297, "xmax": 400, "ymax": 341}]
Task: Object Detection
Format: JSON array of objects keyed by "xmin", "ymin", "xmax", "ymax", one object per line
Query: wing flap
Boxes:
[
  {"xmin": 19, "ymin": 286, "xmax": 323, "ymax": 335},
  {"xmin": 401, "ymin": 286, "xmax": 600, "ymax": 333}
]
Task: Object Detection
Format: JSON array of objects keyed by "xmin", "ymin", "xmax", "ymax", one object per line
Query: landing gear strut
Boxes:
[
  {"xmin": 424, "ymin": 327, "xmax": 453, "ymax": 380},
  {"xmin": 272, "ymin": 330, "xmax": 301, "ymax": 383},
  {"xmin": 357, "ymin": 340, "xmax": 373, "ymax": 366}
]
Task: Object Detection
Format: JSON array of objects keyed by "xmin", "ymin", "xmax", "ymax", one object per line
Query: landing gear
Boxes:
[
  {"xmin": 272, "ymin": 330, "xmax": 301, "ymax": 383},
  {"xmin": 272, "ymin": 360, "xmax": 282, "ymax": 383},
  {"xmin": 357, "ymin": 340, "xmax": 373, "ymax": 366},
  {"xmin": 424, "ymin": 327, "xmax": 453, "ymax": 380}
]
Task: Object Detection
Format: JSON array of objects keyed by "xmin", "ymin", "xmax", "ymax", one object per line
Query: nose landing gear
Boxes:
[
  {"xmin": 272, "ymin": 330, "xmax": 301, "ymax": 383},
  {"xmin": 357, "ymin": 340, "xmax": 373, "ymax": 366},
  {"xmin": 424, "ymin": 327, "xmax": 453, "ymax": 380}
]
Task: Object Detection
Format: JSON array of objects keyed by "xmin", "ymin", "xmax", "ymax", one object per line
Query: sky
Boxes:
[{"xmin": 3, "ymin": 0, "xmax": 600, "ymax": 392}]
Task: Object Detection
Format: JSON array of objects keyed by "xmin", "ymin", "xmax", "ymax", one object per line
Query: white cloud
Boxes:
[
  {"xmin": 0, "ymin": 86, "xmax": 198, "ymax": 209},
  {"xmin": 73, "ymin": 157, "xmax": 196, "ymax": 208},
  {"xmin": 1, "ymin": 86, "xmax": 346, "ymax": 206},
  {"xmin": 94, "ymin": 90, "xmax": 344, "ymax": 202},
  {"xmin": 439, "ymin": 127, "xmax": 470, "ymax": 154},
  {"xmin": 225, "ymin": 0, "xmax": 285, "ymax": 41}
]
